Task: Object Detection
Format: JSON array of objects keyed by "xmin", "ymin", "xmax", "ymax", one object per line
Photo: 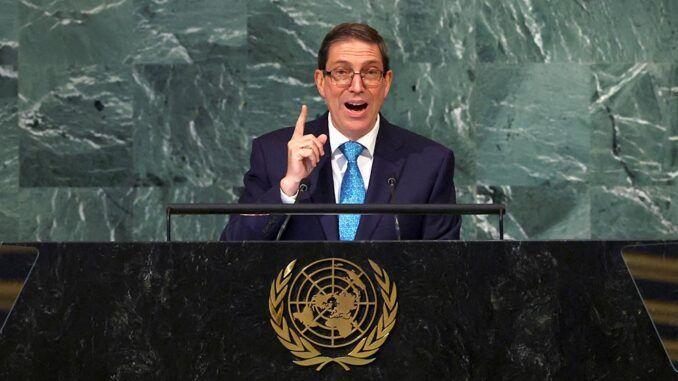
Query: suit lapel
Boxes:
[
  {"xmin": 309, "ymin": 157, "xmax": 337, "ymax": 240},
  {"xmin": 301, "ymin": 113, "xmax": 338, "ymax": 240},
  {"xmin": 355, "ymin": 116, "xmax": 405, "ymax": 240}
]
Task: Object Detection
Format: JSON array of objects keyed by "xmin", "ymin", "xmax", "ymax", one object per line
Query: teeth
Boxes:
[{"xmin": 345, "ymin": 101, "xmax": 368, "ymax": 112}]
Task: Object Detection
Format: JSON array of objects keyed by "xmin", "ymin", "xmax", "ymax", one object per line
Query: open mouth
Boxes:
[{"xmin": 344, "ymin": 101, "xmax": 368, "ymax": 112}]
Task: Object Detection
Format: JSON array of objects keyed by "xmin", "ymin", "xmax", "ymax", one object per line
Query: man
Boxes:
[{"xmin": 221, "ymin": 23, "xmax": 461, "ymax": 241}]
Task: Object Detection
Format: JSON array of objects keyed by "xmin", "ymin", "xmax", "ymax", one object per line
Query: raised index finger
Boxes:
[{"xmin": 293, "ymin": 105, "xmax": 307, "ymax": 137}]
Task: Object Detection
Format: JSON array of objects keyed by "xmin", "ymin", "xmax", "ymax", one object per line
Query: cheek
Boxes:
[
  {"xmin": 370, "ymin": 92, "xmax": 383, "ymax": 106},
  {"xmin": 331, "ymin": 90, "xmax": 345, "ymax": 104}
]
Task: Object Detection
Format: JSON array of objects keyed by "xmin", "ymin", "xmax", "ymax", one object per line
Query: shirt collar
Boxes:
[{"xmin": 328, "ymin": 112, "xmax": 380, "ymax": 159}]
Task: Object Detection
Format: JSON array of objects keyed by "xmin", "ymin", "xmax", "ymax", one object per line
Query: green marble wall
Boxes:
[{"xmin": 0, "ymin": 0, "xmax": 676, "ymax": 241}]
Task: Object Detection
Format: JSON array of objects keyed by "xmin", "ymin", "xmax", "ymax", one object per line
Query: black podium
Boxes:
[{"xmin": 0, "ymin": 241, "xmax": 674, "ymax": 380}]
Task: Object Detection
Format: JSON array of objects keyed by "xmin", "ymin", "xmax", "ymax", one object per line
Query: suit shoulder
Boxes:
[{"xmin": 253, "ymin": 126, "xmax": 294, "ymax": 146}]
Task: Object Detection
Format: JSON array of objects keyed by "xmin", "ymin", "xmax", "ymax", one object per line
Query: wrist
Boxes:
[{"xmin": 280, "ymin": 176, "xmax": 301, "ymax": 196}]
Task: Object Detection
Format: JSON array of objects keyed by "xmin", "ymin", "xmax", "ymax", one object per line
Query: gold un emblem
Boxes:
[{"xmin": 269, "ymin": 258, "xmax": 398, "ymax": 371}]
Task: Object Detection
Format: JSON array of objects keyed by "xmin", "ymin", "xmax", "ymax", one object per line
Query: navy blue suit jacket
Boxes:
[{"xmin": 221, "ymin": 112, "xmax": 461, "ymax": 241}]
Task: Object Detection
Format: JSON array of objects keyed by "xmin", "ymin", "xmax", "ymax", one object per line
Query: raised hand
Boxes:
[{"xmin": 280, "ymin": 105, "xmax": 328, "ymax": 196}]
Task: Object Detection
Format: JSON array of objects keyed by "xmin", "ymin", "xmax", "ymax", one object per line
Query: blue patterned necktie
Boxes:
[{"xmin": 338, "ymin": 141, "xmax": 366, "ymax": 241}]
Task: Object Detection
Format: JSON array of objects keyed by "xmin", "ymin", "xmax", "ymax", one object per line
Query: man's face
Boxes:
[{"xmin": 314, "ymin": 39, "xmax": 393, "ymax": 140}]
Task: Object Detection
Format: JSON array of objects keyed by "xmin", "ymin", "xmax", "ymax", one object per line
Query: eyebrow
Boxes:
[{"xmin": 329, "ymin": 60, "xmax": 383, "ymax": 68}]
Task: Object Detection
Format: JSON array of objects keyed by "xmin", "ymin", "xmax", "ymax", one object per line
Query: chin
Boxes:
[
  {"xmin": 329, "ymin": 104, "xmax": 377, "ymax": 138},
  {"xmin": 339, "ymin": 118, "xmax": 370, "ymax": 133}
]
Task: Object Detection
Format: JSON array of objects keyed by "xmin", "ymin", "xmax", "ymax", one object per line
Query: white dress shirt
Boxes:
[{"xmin": 281, "ymin": 113, "xmax": 380, "ymax": 203}]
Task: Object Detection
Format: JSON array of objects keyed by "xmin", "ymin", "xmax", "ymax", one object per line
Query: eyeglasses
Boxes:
[{"xmin": 324, "ymin": 68, "xmax": 384, "ymax": 88}]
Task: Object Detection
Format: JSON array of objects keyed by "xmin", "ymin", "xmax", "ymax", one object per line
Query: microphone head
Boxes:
[{"xmin": 298, "ymin": 177, "xmax": 311, "ymax": 193}]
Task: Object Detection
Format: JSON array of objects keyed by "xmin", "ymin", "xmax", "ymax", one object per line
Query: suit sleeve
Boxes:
[
  {"xmin": 220, "ymin": 137, "xmax": 286, "ymax": 241},
  {"xmin": 421, "ymin": 150, "xmax": 462, "ymax": 240}
]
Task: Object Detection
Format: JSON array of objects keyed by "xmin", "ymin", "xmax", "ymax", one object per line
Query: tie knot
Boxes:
[{"xmin": 340, "ymin": 141, "xmax": 364, "ymax": 163}]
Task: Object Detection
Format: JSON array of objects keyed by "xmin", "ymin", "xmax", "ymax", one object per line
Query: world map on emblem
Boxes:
[{"xmin": 287, "ymin": 258, "xmax": 378, "ymax": 348}]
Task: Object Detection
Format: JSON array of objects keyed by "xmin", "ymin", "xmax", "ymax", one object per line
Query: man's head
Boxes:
[{"xmin": 314, "ymin": 23, "xmax": 393, "ymax": 140}]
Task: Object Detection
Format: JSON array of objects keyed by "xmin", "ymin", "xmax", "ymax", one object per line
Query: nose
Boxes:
[{"xmin": 348, "ymin": 72, "xmax": 365, "ymax": 93}]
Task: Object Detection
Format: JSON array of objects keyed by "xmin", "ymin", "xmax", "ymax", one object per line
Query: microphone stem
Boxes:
[
  {"xmin": 275, "ymin": 182, "xmax": 308, "ymax": 241},
  {"xmin": 388, "ymin": 178, "xmax": 401, "ymax": 241}
]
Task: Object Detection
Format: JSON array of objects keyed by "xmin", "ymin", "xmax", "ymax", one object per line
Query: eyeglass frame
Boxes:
[{"xmin": 322, "ymin": 67, "xmax": 386, "ymax": 88}]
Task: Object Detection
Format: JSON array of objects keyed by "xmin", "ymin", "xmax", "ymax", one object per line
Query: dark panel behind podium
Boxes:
[{"xmin": 0, "ymin": 242, "xmax": 673, "ymax": 380}]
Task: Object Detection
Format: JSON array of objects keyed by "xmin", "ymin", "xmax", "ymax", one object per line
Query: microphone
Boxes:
[
  {"xmin": 387, "ymin": 176, "xmax": 401, "ymax": 241},
  {"xmin": 275, "ymin": 178, "xmax": 310, "ymax": 241}
]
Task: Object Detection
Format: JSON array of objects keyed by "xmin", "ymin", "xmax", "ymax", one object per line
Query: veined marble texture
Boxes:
[
  {"xmin": 132, "ymin": 0, "xmax": 246, "ymax": 64},
  {"xmin": 0, "ymin": 0, "xmax": 18, "ymax": 241},
  {"xmin": 472, "ymin": 63, "xmax": 591, "ymax": 186},
  {"xmin": 132, "ymin": 56, "xmax": 246, "ymax": 188},
  {"xmin": 19, "ymin": 64, "xmax": 133, "ymax": 187},
  {"xmin": 591, "ymin": 186, "xmax": 677, "ymax": 239},
  {"xmin": 470, "ymin": 184, "xmax": 591, "ymax": 240},
  {"xmin": 383, "ymin": 62, "xmax": 476, "ymax": 186},
  {"xmin": 0, "ymin": 99, "xmax": 18, "ymax": 241},
  {"xmin": 17, "ymin": 187, "xmax": 134, "ymax": 241},
  {"xmin": 477, "ymin": 0, "xmax": 678, "ymax": 63},
  {"xmin": 132, "ymin": 184, "xmax": 235, "ymax": 241},
  {"xmin": 0, "ymin": 0, "xmax": 17, "ymax": 48},
  {"xmin": 1, "ymin": 0, "xmax": 676, "ymax": 241},
  {"xmin": 590, "ymin": 63, "xmax": 677, "ymax": 186},
  {"xmin": 18, "ymin": 0, "xmax": 137, "ymax": 67},
  {"xmin": 0, "ymin": 35, "xmax": 16, "ymax": 97},
  {"xmin": 248, "ymin": 0, "xmax": 476, "ymax": 65}
]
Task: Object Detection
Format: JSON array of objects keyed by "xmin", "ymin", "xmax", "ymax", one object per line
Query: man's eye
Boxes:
[
  {"xmin": 334, "ymin": 69, "xmax": 350, "ymax": 76},
  {"xmin": 364, "ymin": 69, "xmax": 381, "ymax": 77}
]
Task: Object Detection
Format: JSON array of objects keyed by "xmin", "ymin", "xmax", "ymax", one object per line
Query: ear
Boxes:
[
  {"xmin": 382, "ymin": 70, "xmax": 394, "ymax": 98},
  {"xmin": 314, "ymin": 69, "xmax": 326, "ymax": 98}
]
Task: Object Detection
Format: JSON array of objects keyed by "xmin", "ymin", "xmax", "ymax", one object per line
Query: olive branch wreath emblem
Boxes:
[{"xmin": 268, "ymin": 259, "xmax": 398, "ymax": 371}]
